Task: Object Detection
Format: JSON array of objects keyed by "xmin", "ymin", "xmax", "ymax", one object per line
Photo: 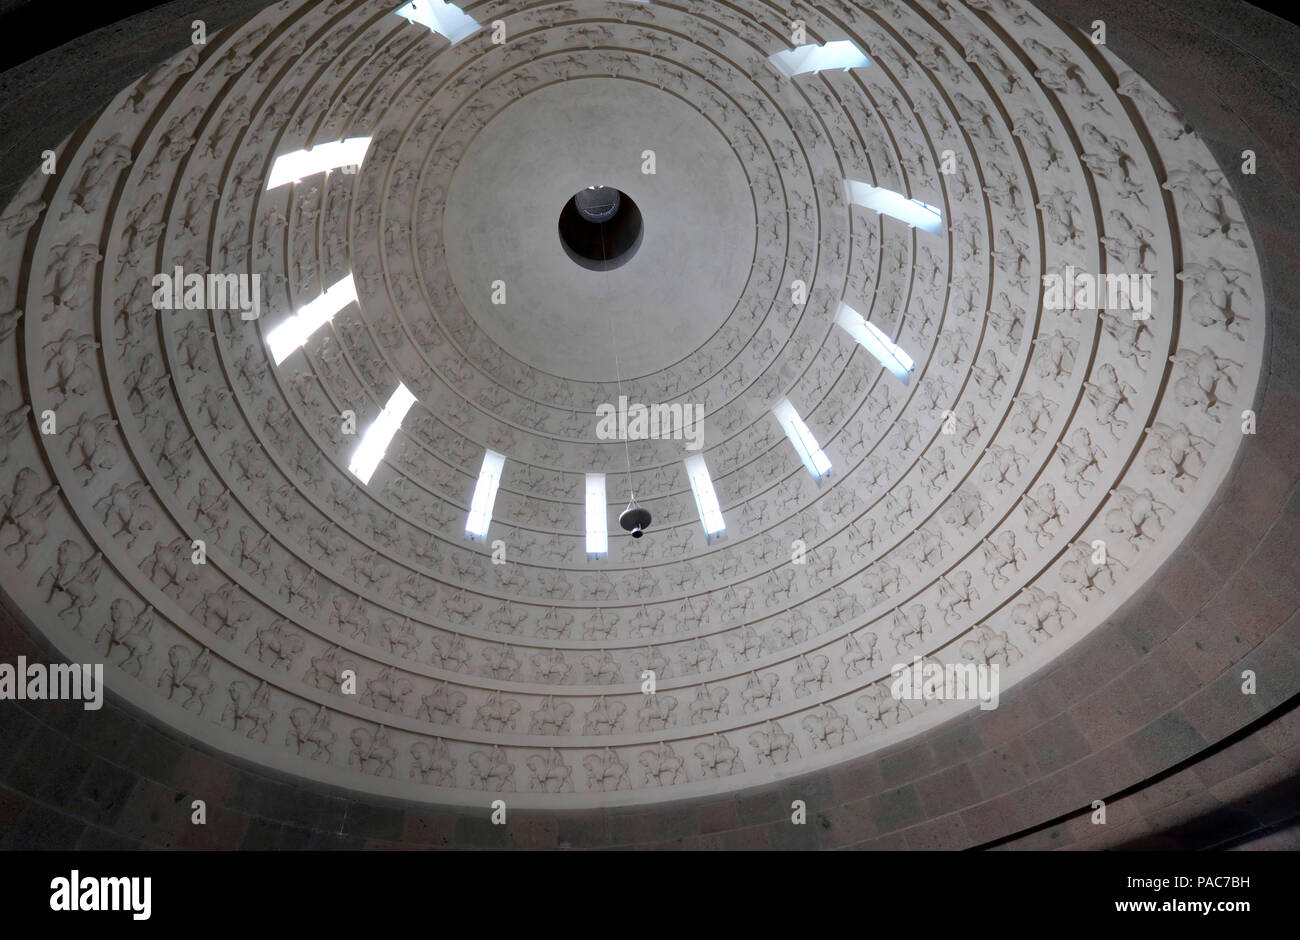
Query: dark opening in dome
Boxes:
[{"xmin": 559, "ymin": 186, "xmax": 642, "ymax": 271}]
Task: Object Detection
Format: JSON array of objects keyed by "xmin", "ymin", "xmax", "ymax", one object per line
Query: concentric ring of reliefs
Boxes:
[{"xmin": 0, "ymin": 0, "xmax": 1265, "ymax": 806}]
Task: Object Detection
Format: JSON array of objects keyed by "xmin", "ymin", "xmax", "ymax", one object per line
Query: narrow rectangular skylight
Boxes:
[
  {"xmin": 394, "ymin": 0, "xmax": 481, "ymax": 43},
  {"xmin": 585, "ymin": 473, "xmax": 608, "ymax": 556},
  {"xmin": 836, "ymin": 302, "xmax": 916, "ymax": 383},
  {"xmin": 774, "ymin": 398, "xmax": 832, "ymax": 480},
  {"xmin": 684, "ymin": 454, "xmax": 725, "ymax": 537},
  {"xmin": 845, "ymin": 180, "xmax": 943, "ymax": 235},
  {"xmin": 266, "ymin": 274, "xmax": 357, "ymax": 364},
  {"xmin": 769, "ymin": 40, "xmax": 871, "ymax": 78},
  {"xmin": 347, "ymin": 383, "xmax": 417, "ymax": 484},
  {"xmin": 266, "ymin": 137, "xmax": 372, "ymax": 189},
  {"xmin": 466, "ymin": 449, "xmax": 506, "ymax": 539}
]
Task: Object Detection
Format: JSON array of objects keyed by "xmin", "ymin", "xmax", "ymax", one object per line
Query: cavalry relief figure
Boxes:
[
  {"xmin": 349, "ymin": 725, "xmax": 397, "ymax": 778},
  {"xmin": 890, "ymin": 604, "xmax": 931, "ymax": 654},
  {"xmin": 1177, "ymin": 259, "xmax": 1252, "ymax": 340},
  {"xmin": 856, "ymin": 684, "xmax": 913, "ymax": 730},
  {"xmin": 695, "ymin": 734, "xmax": 746, "ymax": 777},
  {"xmin": 584, "ymin": 748, "xmax": 632, "ymax": 791},
  {"xmin": 287, "ymin": 706, "xmax": 335, "ymax": 763},
  {"xmin": 526, "ymin": 749, "xmax": 574, "ymax": 793},
  {"xmin": 1170, "ymin": 347, "xmax": 1241, "ymax": 421},
  {"xmin": 937, "ymin": 571, "xmax": 981, "ymax": 624},
  {"xmin": 418, "ymin": 682, "xmax": 468, "ymax": 726},
  {"xmin": 960, "ymin": 625, "xmax": 1022, "ymax": 668},
  {"xmin": 1060, "ymin": 540, "xmax": 1129, "ymax": 600},
  {"xmin": 409, "ymin": 737, "xmax": 454, "ymax": 785},
  {"xmin": 529, "ymin": 696, "xmax": 574, "ymax": 736},
  {"xmin": 158, "ymin": 645, "xmax": 213, "ymax": 713},
  {"xmin": 639, "ymin": 742, "xmax": 687, "ymax": 787},
  {"xmin": 1011, "ymin": 587, "xmax": 1077, "ymax": 645},
  {"xmin": 1105, "ymin": 486, "xmax": 1172, "ymax": 548},
  {"xmin": 841, "ymin": 631, "xmax": 881, "ymax": 678},
  {"xmin": 982, "ymin": 531, "xmax": 1026, "ymax": 587},
  {"xmin": 473, "ymin": 691, "xmax": 521, "ymax": 733},
  {"xmin": 96, "ymin": 598, "xmax": 154, "ymax": 675},
  {"xmin": 1055, "ymin": 429, "xmax": 1108, "ymax": 497},
  {"xmin": 38, "ymin": 539, "xmax": 101, "ymax": 626},
  {"xmin": 741, "ymin": 671, "xmax": 781, "ymax": 712},
  {"xmin": 222, "ymin": 680, "xmax": 275, "ymax": 742},
  {"xmin": 0, "ymin": 468, "xmax": 59, "ymax": 569},
  {"xmin": 636, "ymin": 692, "xmax": 677, "ymax": 732},
  {"xmin": 748, "ymin": 721, "xmax": 802, "ymax": 766},
  {"xmin": 803, "ymin": 704, "xmax": 857, "ymax": 751},
  {"xmin": 1142, "ymin": 422, "xmax": 1210, "ymax": 493}
]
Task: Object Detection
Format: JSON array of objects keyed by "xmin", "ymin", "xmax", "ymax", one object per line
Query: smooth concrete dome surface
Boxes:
[
  {"xmin": 443, "ymin": 77, "xmax": 756, "ymax": 381},
  {"xmin": 0, "ymin": 0, "xmax": 1268, "ymax": 808}
]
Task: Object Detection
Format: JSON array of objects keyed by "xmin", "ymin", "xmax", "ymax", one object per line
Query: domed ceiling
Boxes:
[{"xmin": 0, "ymin": 0, "xmax": 1265, "ymax": 806}]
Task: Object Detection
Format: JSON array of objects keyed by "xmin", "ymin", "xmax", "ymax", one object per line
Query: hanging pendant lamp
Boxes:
[{"xmin": 619, "ymin": 500, "xmax": 652, "ymax": 538}]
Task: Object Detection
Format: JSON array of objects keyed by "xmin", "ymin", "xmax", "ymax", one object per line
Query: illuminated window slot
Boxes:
[
  {"xmin": 585, "ymin": 473, "xmax": 608, "ymax": 556},
  {"xmin": 845, "ymin": 180, "xmax": 943, "ymax": 235},
  {"xmin": 347, "ymin": 383, "xmax": 417, "ymax": 484},
  {"xmin": 774, "ymin": 398, "xmax": 832, "ymax": 480},
  {"xmin": 769, "ymin": 40, "xmax": 870, "ymax": 78},
  {"xmin": 684, "ymin": 454, "xmax": 725, "ymax": 536},
  {"xmin": 836, "ymin": 302, "xmax": 915, "ymax": 383},
  {"xmin": 266, "ymin": 274, "xmax": 357, "ymax": 364},
  {"xmin": 266, "ymin": 138, "xmax": 372, "ymax": 189},
  {"xmin": 394, "ymin": 0, "xmax": 481, "ymax": 43},
  {"xmin": 466, "ymin": 449, "xmax": 506, "ymax": 539}
]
